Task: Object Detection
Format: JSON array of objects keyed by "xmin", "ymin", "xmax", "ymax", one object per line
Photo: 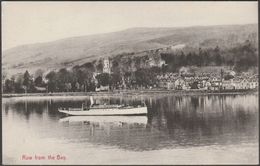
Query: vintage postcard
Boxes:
[{"xmin": 2, "ymin": 1, "xmax": 259, "ymax": 165}]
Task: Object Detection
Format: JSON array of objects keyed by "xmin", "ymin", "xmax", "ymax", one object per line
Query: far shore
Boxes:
[{"xmin": 2, "ymin": 89, "xmax": 258, "ymax": 98}]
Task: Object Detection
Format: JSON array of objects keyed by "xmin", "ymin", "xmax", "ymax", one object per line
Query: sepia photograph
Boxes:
[{"xmin": 1, "ymin": 1, "xmax": 259, "ymax": 165}]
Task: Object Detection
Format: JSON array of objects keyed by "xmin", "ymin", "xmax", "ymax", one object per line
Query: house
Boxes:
[
  {"xmin": 147, "ymin": 56, "xmax": 165, "ymax": 67},
  {"xmin": 190, "ymin": 81, "xmax": 199, "ymax": 89},
  {"xmin": 248, "ymin": 78, "xmax": 258, "ymax": 89},
  {"xmin": 158, "ymin": 81, "xmax": 167, "ymax": 88},
  {"xmin": 233, "ymin": 80, "xmax": 242, "ymax": 89},
  {"xmin": 35, "ymin": 86, "xmax": 47, "ymax": 92},
  {"xmin": 158, "ymin": 81, "xmax": 167, "ymax": 89},
  {"xmin": 205, "ymin": 81, "xmax": 212, "ymax": 90},
  {"xmin": 182, "ymin": 82, "xmax": 191, "ymax": 90},
  {"xmin": 174, "ymin": 78, "xmax": 185, "ymax": 90},
  {"xmin": 147, "ymin": 57, "xmax": 156, "ymax": 67},
  {"xmin": 211, "ymin": 80, "xmax": 222, "ymax": 87},
  {"xmin": 210, "ymin": 77, "xmax": 222, "ymax": 91},
  {"xmin": 200, "ymin": 79, "xmax": 211, "ymax": 89},
  {"xmin": 95, "ymin": 85, "xmax": 109, "ymax": 92},
  {"xmin": 249, "ymin": 81, "xmax": 258, "ymax": 89},
  {"xmin": 159, "ymin": 59, "xmax": 166, "ymax": 67},
  {"xmin": 210, "ymin": 84, "xmax": 221, "ymax": 91},
  {"xmin": 240, "ymin": 79, "xmax": 250, "ymax": 89},
  {"xmin": 179, "ymin": 67, "xmax": 189, "ymax": 76},
  {"xmin": 222, "ymin": 80, "xmax": 235, "ymax": 90},
  {"xmin": 167, "ymin": 82, "xmax": 175, "ymax": 90}
]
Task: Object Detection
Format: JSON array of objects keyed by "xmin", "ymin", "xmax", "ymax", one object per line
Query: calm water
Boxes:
[{"xmin": 2, "ymin": 94, "xmax": 259, "ymax": 164}]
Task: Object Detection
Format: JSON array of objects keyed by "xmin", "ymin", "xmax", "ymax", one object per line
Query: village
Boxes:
[
  {"xmin": 98, "ymin": 51, "xmax": 259, "ymax": 92},
  {"xmin": 156, "ymin": 70, "xmax": 258, "ymax": 91},
  {"xmin": 87, "ymin": 57, "xmax": 259, "ymax": 92}
]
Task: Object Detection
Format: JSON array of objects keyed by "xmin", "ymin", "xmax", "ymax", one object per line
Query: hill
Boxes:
[{"xmin": 2, "ymin": 24, "xmax": 258, "ymax": 76}]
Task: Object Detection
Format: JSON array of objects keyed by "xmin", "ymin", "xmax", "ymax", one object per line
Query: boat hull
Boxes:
[{"xmin": 58, "ymin": 107, "xmax": 148, "ymax": 116}]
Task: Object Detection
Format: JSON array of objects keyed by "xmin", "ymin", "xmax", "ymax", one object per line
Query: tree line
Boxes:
[
  {"xmin": 3, "ymin": 67, "xmax": 160, "ymax": 93},
  {"xmin": 161, "ymin": 40, "xmax": 258, "ymax": 72}
]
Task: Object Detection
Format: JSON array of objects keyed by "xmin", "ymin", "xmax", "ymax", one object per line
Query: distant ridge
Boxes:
[{"xmin": 2, "ymin": 23, "xmax": 258, "ymax": 76}]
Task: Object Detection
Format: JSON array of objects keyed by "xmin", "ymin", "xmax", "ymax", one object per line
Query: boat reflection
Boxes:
[{"xmin": 59, "ymin": 115, "xmax": 148, "ymax": 125}]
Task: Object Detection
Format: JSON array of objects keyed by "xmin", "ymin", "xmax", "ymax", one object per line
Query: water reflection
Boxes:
[
  {"xmin": 2, "ymin": 94, "xmax": 258, "ymax": 152},
  {"xmin": 59, "ymin": 116, "xmax": 148, "ymax": 124}
]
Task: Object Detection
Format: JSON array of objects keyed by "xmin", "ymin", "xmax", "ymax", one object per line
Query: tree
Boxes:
[
  {"xmin": 14, "ymin": 75, "xmax": 25, "ymax": 93},
  {"xmin": 56, "ymin": 68, "xmax": 71, "ymax": 92},
  {"xmin": 96, "ymin": 73, "xmax": 110, "ymax": 86},
  {"xmin": 212, "ymin": 46, "xmax": 223, "ymax": 66},
  {"xmin": 231, "ymin": 40, "xmax": 258, "ymax": 71},
  {"xmin": 186, "ymin": 52, "xmax": 193, "ymax": 66},
  {"xmin": 197, "ymin": 48, "xmax": 204, "ymax": 66},
  {"xmin": 4, "ymin": 79, "xmax": 15, "ymax": 93},
  {"xmin": 224, "ymin": 74, "xmax": 234, "ymax": 80},
  {"xmin": 34, "ymin": 76, "xmax": 44, "ymax": 87},
  {"xmin": 82, "ymin": 62, "xmax": 95, "ymax": 72},
  {"xmin": 96, "ymin": 59, "xmax": 103, "ymax": 73},
  {"xmin": 109, "ymin": 73, "xmax": 121, "ymax": 89},
  {"xmin": 135, "ymin": 68, "xmax": 156, "ymax": 87},
  {"xmin": 2, "ymin": 71, "xmax": 7, "ymax": 84},
  {"xmin": 215, "ymin": 54, "xmax": 222, "ymax": 66},
  {"xmin": 65, "ymin": 83, "xmax": 72, "ymax": 92},
  {"xmin": 23, "ymin": 70, "xmax": 32, "ymax": 93},
  {"xmin": 191, "ymin": 81, "xmax": 199, "ymax": 89},
  {"xmin": 82, "ymin": 69, "xmax": 93, "ymax": 92},
  {"xmin": 73, "ymin": 68, "xmax": 93, "ymax": 92},
  {"xmin": 74, "ymin": 82, "xmax": 80, "ymax": 92},
  {"xmin": 203, "ymin": 50, "xmax": 210, "ymax": 66},
  {"xmin": 46, "ymin": 71, "xmax": 57, "ymax": 92},
  {"xmin": 179, "ymin": 51, "xmax": 186, "ymax": 66}
]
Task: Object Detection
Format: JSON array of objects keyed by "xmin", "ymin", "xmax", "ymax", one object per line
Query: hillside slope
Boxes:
[{"xmin": 2, "ymin": 24, "xmax": 257, "ymax": 76}]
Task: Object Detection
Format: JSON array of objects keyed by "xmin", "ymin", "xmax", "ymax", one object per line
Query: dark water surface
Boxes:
[{"xmin": 2, "ymin": 94, "xmax": 259, "ymax": 164}]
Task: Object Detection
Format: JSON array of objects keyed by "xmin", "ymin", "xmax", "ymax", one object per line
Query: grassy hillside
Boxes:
[{"xmin": 2, "ymin": 24, "xmax": 257, "ymax": 76}]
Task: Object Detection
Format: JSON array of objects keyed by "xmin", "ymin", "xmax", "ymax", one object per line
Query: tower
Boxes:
[{"xmin": 103, "ymin": 58, "xmax": 111, "ymax": 74}]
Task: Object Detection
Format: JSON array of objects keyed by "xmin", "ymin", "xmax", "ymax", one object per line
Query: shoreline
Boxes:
[{"xmin": 2, "ymin": 89, "xmax": 258, "ymax": 98}]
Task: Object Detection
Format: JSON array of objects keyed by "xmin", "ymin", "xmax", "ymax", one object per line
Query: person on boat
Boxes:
[
  {"xmin": 81, "ymin": 96, "xmax": 95, "ymax": 111},
  {"xmin": 90, "ymin": 96, "xmax": 94, "ymax": 107}
]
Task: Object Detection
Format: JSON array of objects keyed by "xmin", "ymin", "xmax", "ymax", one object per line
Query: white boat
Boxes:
[
  {"xmin": 58, "ymin": 96, "xmax": 148, "ymax": 116},
  {"xmin": 59, "ymin": 116, "xmax": 148, "ymax": 124}
]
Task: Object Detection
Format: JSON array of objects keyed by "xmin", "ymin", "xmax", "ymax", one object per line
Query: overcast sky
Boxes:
[{"xmin": 2, "ymin": 1, "xmax": 258, "ymax": 50}]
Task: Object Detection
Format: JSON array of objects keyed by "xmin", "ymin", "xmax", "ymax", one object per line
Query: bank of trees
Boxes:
[
  {"xmin": 45, "ymin": 68, "xmax": 96, "ymax": 92},
  {"xmin": 3, "ymin": 67, "xmax": 160, "ymax": 93},
  {"xmin": 3, "ymin": 70, "xmax": 35, "ymax": 93},
  {"xmin": 161, "ymin": 40, "xmax": 258, "ymax": 72},
  {"xmin": 3, "ymin": 68, "xmax": 94, "ymax": 93}
]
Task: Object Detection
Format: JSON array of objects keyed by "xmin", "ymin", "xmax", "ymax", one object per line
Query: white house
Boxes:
[
  {"xmin": 174, "ymin": 78, "xmax": 185, "ymax": 90},
  {"xmin": 240, "ymin": 79, "xmax": 250, "ymax": 89}
]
